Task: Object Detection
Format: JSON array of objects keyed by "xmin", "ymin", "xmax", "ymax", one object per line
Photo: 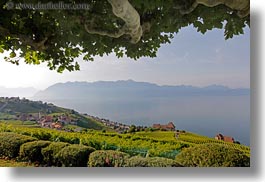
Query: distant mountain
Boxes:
[
  {"xmin": 34, "ymin": 80, "xmax": 250, "ymax": 100},
  {"xmin": 0, "ymin": 86, "xmax": 38, "ymax": 98}
]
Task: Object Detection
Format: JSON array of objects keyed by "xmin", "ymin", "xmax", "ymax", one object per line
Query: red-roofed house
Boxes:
[
  {"xmin": 223, "ymin": 136, "xmax": 235, "ymax": 143},
  {"xmin": 215, "ymin": 133, "xmax": 224, "ymax": 140},
  {"xmin": 40, "ymin": 115, "xmax": 53, "ymax": 127},
  {"xmin": 166, "ymin": 122, "xmax": 175, "ymax": 130},
  {"xmin": 152, "ymin": 124, "xmax": 161, "ymax": 129},
  {"xmin": 44, "ymin": 116, "xmax": 53, "ymax": 122},
  {"xmin": 152, "ymin": 122, "xmax": 175, "ymax": 131},
  {"xmin": 58, "ymin": 115, "xmax": 71, "ymax": 124},
  {"xmin": 215, "ymin": 133, "xmax": 234, "ymax": 143},
  {"xmin": 51, "ymin": 122, "xmax": 62, "ymax": 130}
]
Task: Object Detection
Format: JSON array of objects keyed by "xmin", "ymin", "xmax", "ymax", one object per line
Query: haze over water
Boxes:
[{"xmin": 52, "ymin": 96, "xmax": 249, "ymax": 145}]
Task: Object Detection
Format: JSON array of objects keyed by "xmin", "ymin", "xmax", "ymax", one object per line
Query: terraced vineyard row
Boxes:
[
  {"xmin": 0, "ymin": 123, "xmax": 250, "ymax": 158},
  {"xmin": 177, "ymin": 132, "xmax": 250, "ymax": 156},
  {"xmin": 0, "ymin": 124, "xmax": 188, "ymax": 159}
]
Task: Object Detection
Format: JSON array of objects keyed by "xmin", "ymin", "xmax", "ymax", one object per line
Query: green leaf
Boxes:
[
  {"xmin": 0, "ymin": 47, "xmax": 4, "ymax": 53},
  {"xmin": 32, "ymin": 51, "xmax": 40, "ymax": 64},
  {"xmin": 74, "ymin": 62, "xmax": 80, "ymax": 70},
  {"xmin": 10, "ymin": 52, "xmax": 16, "ymax": 58}
]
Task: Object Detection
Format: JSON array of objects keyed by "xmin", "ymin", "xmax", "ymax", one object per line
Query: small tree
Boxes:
[{"xmin": 128, "ymin": 125, "xmax": 136, "ymax": 133}]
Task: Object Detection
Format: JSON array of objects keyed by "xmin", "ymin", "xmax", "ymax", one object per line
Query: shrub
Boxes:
[
  {"xmin": 89, "ymin": 150, "xmax": 130, "ymax": 167},
  {"xmin": 125, "ymin": 156, "xmax": 182, "ymax": 167},
  {"xmin": 41, "ymin": 142, "xmax": 70, "ymax": 166},
  {"xmin": 31, "ymin": 130, "xmax": 52, "ymax": 140},
  {"xmin": 147, "ymin": 157, "xmax": 182, "ymax": 167},
  {"xmin": 19, "ymin": 141, "xmax": 51, "ymax": 163},
  {"xmin": 55, "ymin": 144, "xmax": 95, "ymax": 167},
  {"xmin": 0, "ymin": 132, "xmax": 36, "ymax": 158},
  {"xmin": 124, "ymin": 156, "xmax": 148, "ymax": 167},
  {"xmin": 80, "ymin": 139, "xmax": 101, "ymax": 150},
  {"xmin": 175, "ymin": 143, "xmax": 250, "ymax": 167}
]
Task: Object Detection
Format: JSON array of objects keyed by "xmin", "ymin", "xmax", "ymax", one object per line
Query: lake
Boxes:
[{"xmin": 43, "ymin": 95, "xmax": 250, "ymax": 146}]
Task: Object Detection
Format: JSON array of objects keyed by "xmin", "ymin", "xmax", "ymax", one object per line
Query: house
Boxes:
[
  {"xmin": 215, "ymin": 133, "xmax": 234, "ymax": 143},
  {"xmin": 18, "ymin": 114, "xmax": 28, "ymax": 121},
  {"xmin": 152, "ymin": 122, "xmax": 175, "ymax": 131},
  {"xmin": 58, "ymin": 115, "xmax": 71, "ymax": 124},
  {"xmin": 51, "ymin": 122, "xmax": 62, "ymax": 130},
  {"xmin": 40, "ymin": 120, "xmax": 52, "ymax": 127},
  {"xmin": 153, "ymin": 124, "xmax": 161, "ymax": 129},
  {"xmin": 223, "ymin": 136, "xmax": 235, "ymax": 143},
  {"xmin": 28, "ymin": 114, "xmax": 39, "ymax": 121},
  {"xmin": 215, "ymin": 133, "xmax": 224, "ymax": 140},
  {"xmin": 165, "ymin": 122, "xmax": 175, "ymax": 130},
  {"xmin": 40, "ymin": 115, "xmax": 53, "ymax": 127},
  {"xmin": 44, "ymin": 116, "xmax": 53, "ymax": 122}
]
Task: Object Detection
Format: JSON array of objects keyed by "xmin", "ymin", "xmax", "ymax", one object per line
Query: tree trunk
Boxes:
[{"xmin": 107, "ymin": 0, "xmax": 142, "ymax": 44}]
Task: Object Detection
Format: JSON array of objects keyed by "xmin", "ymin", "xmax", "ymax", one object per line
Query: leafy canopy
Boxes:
[{"xmin": 0, "ymin": 0, "xmax": 249, "ymax": 72}]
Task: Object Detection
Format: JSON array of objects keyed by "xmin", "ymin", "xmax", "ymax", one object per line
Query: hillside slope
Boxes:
[{"xmin": 0, "ymin": 97, "xmax": 108, "ymax": 131}]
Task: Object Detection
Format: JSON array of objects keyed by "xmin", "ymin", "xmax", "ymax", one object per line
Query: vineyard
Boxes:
[
  {"xmin": 0, "ymin": 124, "xmax": 188, "ymax": 158},
  {"xmin": 176, "ymin": 132, "xmax": 250, "ymax": 156},
  {"xmin": 0, "ymin": 123, "xmax": 250, "ymax": 158}
]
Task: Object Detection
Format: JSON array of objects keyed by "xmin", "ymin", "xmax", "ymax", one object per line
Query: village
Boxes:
[
  {"xmin": 16, "ymin": 112, "xmax": 78, "ymax": 130},
  {"xmin": 84, "ymin": 115, "xmax": 180, "ymax": 134},
  {"xmin": 84, "ymin": 114, "xmax": 131, "ymax": 133}
]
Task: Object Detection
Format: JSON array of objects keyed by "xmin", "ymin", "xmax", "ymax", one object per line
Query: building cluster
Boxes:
[
  {"xmin": 16, "ymin": 113, "xmax": 78, "ymax": 130},
  {"xmin": 85, "ymin": 114, "xmax": 178, "ymax": 133},
  {"xmin": 84, "ymin": 114, "xmax": 130, "ymax": 133},
  {"xmin": 0, "ymin": 97, "xmax": 44, "ymax": 104},
  {"xmin": 0, "ymin": 97, "xmax": 20, "ymax": 102}
]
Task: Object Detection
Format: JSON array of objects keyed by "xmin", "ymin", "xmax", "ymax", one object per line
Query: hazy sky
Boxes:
[{"xmin": 0, "ymin": 25, "xmax": 250, "ymax": 90}]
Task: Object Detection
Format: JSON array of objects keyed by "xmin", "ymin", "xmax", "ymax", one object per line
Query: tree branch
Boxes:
[
  {"xmin": 84, "ymin": 18, "xmax": 127, "ymax": 38},
  {"xmin": 0, "ymin": 25, "xmax": 48, "ymax": 51},
  {"xmin": 107, "ymin": 0, "xmax": 142, "ymax": 44},
  {"xmin": 83, "ymin": 1, "xmax": 150, "ymax": 44},
  {"xmin": 180, "ymin": 0, "xmax": 250, "ymax": 18},
  {"xmin": 84, "ymin": 25, "xmax": 125, "ymax": 38}
]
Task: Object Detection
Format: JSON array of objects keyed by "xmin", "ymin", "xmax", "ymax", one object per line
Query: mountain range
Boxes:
[{"xmin": 33, "ymin": 80, "xmax": 249, "ymax": 100}]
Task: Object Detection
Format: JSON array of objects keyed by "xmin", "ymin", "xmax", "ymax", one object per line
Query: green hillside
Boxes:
[
  {"xmin": 0, "ymin": 97, "xmax": 108, "ymax": 131},
  {"xmin": 0, "ymin": 97, "xmax": 66, "ymax": 113}
]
